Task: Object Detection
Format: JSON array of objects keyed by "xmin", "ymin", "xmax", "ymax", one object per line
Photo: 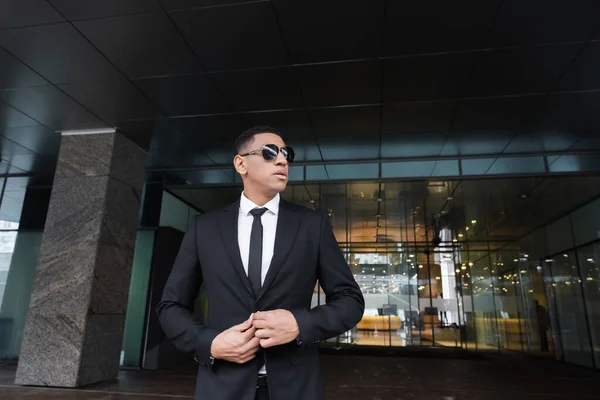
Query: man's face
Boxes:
[{"xmin": 237, "ymin": 133, "xmax": 289, "ymax": 195}]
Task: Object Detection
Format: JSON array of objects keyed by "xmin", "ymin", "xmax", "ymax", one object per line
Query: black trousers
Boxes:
[{"xmin": 255, "ymin": 375, "xmax": 269, "ymax": 400}]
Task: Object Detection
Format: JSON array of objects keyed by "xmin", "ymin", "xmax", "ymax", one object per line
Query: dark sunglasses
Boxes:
[{"xmin": 240, "ymin": 144, "xmax": 295, "ymax": 163}]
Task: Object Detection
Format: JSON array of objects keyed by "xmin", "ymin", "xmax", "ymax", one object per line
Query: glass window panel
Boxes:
[
  {"xmin": 306, "ymin": 165, "xmax": 328, "ymax": 181},
  {"xmin": 547, "ymin": 253, "xmax": 594, "ymax": 367},
  {"xmin": 577, "ymin": 242, "xmax": 600, "ymax": 368},
  {"xmin": 121, "ymin": 230, "xmax": 155, "ymax": 366},
  {"xmin": 547, "ymin": 155, "xmax": 561, "ymax": 166},
  {"xmin": 546, "ymin": 216, "xmax": 574, "ymax": 255},
  {"xmin": 471, "ymin": 256, "xmax": 500, "ymax": 351},
  {"xmin": 571, "ymin": 198, "xmax": 600, "ymax": 247},
  {"xmin": 549, "ymin": 155, "xmax": 600, "ymax": 173},
  {"xmin": 486, "ymin": 156, "xmax": 545, "ymax": 175},
  {"xmin": 288, "ymin": 165, "xmax": 304, "ymax": 182},
  {"xmin": 381, "ymin": 161, "xmax": 437, "ymax": 178},
  {"xmin": 326, "ymin": 163, "xmax": 378, "ymax": 180},
  {"xmin": 160, "ymin": 191, "xmax": 189, "ymax": 232},
  {"xmin": 461, "ymin": 158, "xmax": 495, "ymax": 175},
  {"xmin": 0, "ymin": 232, "xmax": 43, "ymax": 359},
  {"xmin": 194, "ymin": 169, "xmax": 234, "ymax": 184},
  {"xmin": 431, "ymin": 160, "xmax": 459, "ymax": 176}
]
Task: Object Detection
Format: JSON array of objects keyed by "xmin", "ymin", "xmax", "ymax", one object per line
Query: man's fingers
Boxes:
[
  {"xmin": 260, "ymin": 337, "xmax": 276, "ymax": 348},
  {"xmin": 241, "ymin": 326, "xmax": 257, "ymax": 341},
  {"xmin": 253, "ymin": 311, "xmax": 270, "ymax": 320},
  {"xmin": 237, "ymin": 353, "xmax": 256, "ymax": 364},
  {"xmin": 252, "ymin": 319, "xmax": 269, "ymax": 329},
  {"xmin": 233, "ymin": 314, "xmax": 254, "ymax": 331},
  {"xmin": 254, "ymin": 329, "xmax": 275, "ymax": 339},
  {"xmin": 238, "ymin": 336, "xmax": 261, "ymax": 354}
]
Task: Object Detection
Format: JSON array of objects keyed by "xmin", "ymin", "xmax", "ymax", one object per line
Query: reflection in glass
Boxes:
[
  {"xmin": 547, "ymin": 254, "xmax": 593, "ymax": 367},
  {"xmin": 578, "ymin": 244, "xmax": 600, "ymax": 367}
]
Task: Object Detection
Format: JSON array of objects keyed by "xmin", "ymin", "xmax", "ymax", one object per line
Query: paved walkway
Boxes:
[{"xmin": 1, "ymin": 352, "xmax": 599, "ymax": 399}]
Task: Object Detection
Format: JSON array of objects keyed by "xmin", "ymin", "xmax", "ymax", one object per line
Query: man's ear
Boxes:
[{"xmin": 233, "ymin": 155, "xmax": 247, "ymax": 176}]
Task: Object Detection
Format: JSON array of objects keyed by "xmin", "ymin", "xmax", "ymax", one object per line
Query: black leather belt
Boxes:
[{"xmin": 257, "ymin": 375, "xmax": 268, "ymax": 388}]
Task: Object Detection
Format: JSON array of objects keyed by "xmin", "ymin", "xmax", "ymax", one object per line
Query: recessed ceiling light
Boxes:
[{"xmin": 447, "ymin": 196, "xmax": 454, "ymax": 201}]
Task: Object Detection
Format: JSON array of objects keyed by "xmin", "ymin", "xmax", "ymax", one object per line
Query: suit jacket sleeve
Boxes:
[
  {"xmin": 156, "ymin": 215, "xmax": 220, "ymax": 366},
  {"xmin": 291, "ymin": 212, "xmax": 365, "ymax": 346}
]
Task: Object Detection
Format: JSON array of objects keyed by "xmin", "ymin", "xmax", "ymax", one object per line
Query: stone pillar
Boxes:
[{"xmin": 15, "ymin": 132, "xmax": 146, "ymax": 387}]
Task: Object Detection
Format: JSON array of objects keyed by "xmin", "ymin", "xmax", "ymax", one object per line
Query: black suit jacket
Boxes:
[{"xmin": 156, "ymin": 198, "xmax": 365, "ymax": 400}]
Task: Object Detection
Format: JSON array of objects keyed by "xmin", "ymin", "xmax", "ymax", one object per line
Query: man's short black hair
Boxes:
[{"xmin": 234, "ymin": 126, "xmax": 282, "ymax": 155}]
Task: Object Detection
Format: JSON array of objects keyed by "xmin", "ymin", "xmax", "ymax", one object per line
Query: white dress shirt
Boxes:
[
  {"xmin": 238, "ymin": 192, "xmax": 279, "ymax": 285},
  {"xmin": 238, "ymin": 192, "xmax": 279, "ymax": 375}
]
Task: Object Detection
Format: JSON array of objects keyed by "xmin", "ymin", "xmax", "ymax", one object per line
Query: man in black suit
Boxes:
[{"xmin": 156, "ymin": 126, "xmax": 365, "ymax": 400}]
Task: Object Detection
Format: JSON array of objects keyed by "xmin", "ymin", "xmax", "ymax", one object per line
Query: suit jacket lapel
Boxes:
[
  {"xmin": 257, "ymin": 199, "xmax": 301, "ymax": 302},
  {"xmin": 219, "ymin": 201, "xmax": 254, "ymax": 299}
]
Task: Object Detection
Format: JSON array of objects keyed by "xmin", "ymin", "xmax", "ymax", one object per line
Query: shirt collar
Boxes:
[{"xmin": 240, "ymin": 192, "xmax": 280, "ymax": 216}]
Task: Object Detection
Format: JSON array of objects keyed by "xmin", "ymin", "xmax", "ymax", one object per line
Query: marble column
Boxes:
[{"xmin": 15, "ymin": 132, "xmax": 146, "ymax": 388}]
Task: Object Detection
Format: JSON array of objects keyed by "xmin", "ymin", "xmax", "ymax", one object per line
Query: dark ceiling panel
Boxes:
[
  {"xmin": 0, "ymin": 23, "xmax": 121, "ymax": 85},
  {"xmin": 383, "ymin": 100, "xmax": 457, "ymax": 135},
  {"xmin": 238, "ymin": 110, "xmax": 322, "ymax": 162},
  {"xmin": 59, "ymin": 78, "xmax": 162, "ymax": 125},
  {"xmin": 272, "ymin": 0, "xmax": 384, "ymax": 64},
  {"xmin": 505, "ymin": 132, "xmax": 583, "ymax": 154},
  {"xmin": 384, "ymin": 53, "xmax": 474, "ymax": 102},
  {"xmin": 75, "ymin": 13, "xmax": 202, "ymax": 79},
  {"xmin": 524, "ymin": 92, "xmax": 600, "ymax": 136},
  {"xmin": 451, "ymin": 96, "xmax": 543, "ymax": 135},
  {"xmin": 569, "ymin": 133, "xmax": 600, "ymax": 152},
  {"xmin": 0, "ymin": 48, "xmax": 47, "ymax": 90},
  {"xmin": 381, "ymin": 132, "xmax": 446, "ymax": 159},
  {"xmin": 159, "ymin": 0, "xmax": 259, "ymax": 10},
  {"xmin": 134, "ymin": 74, "xmax": 230, "ymax": 116},
  {"xmin": 466, "ymin": 44, "xmax": 582, "ymax": 97},
  {"xmin": 441, "ymin": 132, "xmax": 514, "ymax": 156},
  {"xmin": 170, "ymin": 2, "xmax": 288, "ymax": 71},
  {"xmin": 0, "ymin": 102, "xmax": 40, "ymax": 129},
  {"xmin": 0, "ymin": 85, "xmax": 107, "ymax": 131},
  {"xmin": 297, "ymin": 60, "xmax": 381, "ymax": 108},
  {"xmin": 504, "ymin": 91, "xmax": 600, "ymax": 153},
  {"xmin": 213, "ymin": 67, "xmax": 302, "ymax": 112},
  {"xmin": 0, "ymin": 0, "xmax": 65, "ymax": 29},
  {"xmin": 50, "ymin": 0, "xmax": 162, "ymax": 20},
  {"xmin": 173, "ymin": 114, "xmax": 245, "ymax": 147},
  {"xmin": 238, "ymin": 110, "xmax": 309, "ymax": 140},
  {"xmin": 0, "ymin": 126, "xmax": 60, "ymax": 155},
  {"xmin": 319, "ymin": 137, "xmax": 379, "ymax": 161},
  {"xmin": 557, "ymin": 41, "xmax": 600, "ymax": 91},
  {"xmin": 118, "ymin": 118, "xmax": 215, "ymax": 166},
  {"xmin": 309, "ymin": 106, "xmax": 380, "ymax": 139},
  {"xmin": 386, "ymin": 0, "xmax": 501, "ymax": 55},
  {"xmin": 487, "ymin": 0, "xmax": 600, "ymax": 47},
  {"xmin": 4, "ymin": 153, "xmax": 57, "ymax": 173}
]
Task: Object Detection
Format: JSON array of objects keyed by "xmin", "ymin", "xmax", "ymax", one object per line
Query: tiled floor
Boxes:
[{"xmin": 1, "ymin": 351, "xmax": 600, "ymax": 399}]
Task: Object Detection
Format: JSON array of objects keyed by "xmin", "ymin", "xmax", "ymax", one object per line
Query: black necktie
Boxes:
[{"xmin": 249, "ymin": 207, "xmax": 268, "ymax": 298}]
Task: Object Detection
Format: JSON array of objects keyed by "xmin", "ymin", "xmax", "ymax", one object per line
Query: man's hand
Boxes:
[
  {"xmin": 253, "ymin": 310, "xmax": 300, "ymax": 348},
  {"xmin": 210, "ymin": 314, "xmax": 260, "ymax": 364}
]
